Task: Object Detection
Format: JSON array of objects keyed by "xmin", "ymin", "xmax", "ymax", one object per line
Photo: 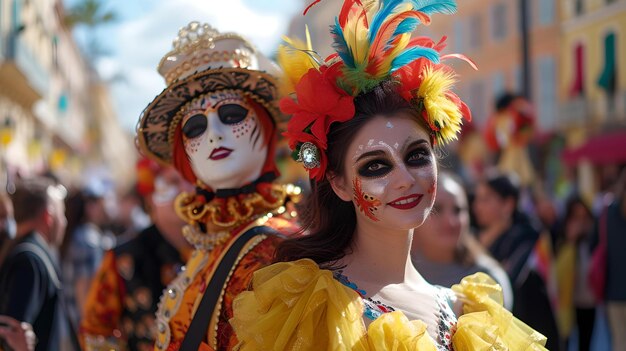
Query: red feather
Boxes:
[
  {"xmin": 339, "ymin": 0, "xmax": 365, "ymax": 27},
  {"xmin": 303, "ymin": 0, "xmax": 322, "ymax": 15},
  {"xmin": 368, "ymin": 11, "xmax": 430, "ymax": 63},
  {"xmin": 446, "ymin": 92, "xmax": 473, "ymax": 122},
  {"xmin": 366, "ymin": 35, "xmax": 403, "ymax": 75}
]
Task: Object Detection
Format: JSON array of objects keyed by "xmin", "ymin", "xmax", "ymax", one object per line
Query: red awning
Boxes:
[{"xmin": 562, "ymin": 131, "xmax": 626, "ymax": 166}]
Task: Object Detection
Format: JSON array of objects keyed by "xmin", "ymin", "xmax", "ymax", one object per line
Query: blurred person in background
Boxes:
[
  {"xmin": 108, "ymin": 186, "xmax": 151, "ymax": 246},
  {"xmin": 80, "ymin": 159, "xmax": 193, "ymax": 350},
  {"xmin": 473, "ymin": 172, "xmax": 560, "ymax": 350},
  {"xmin": 0, "ymin": 178, "xmax": 79, "ymax": 351},
  {"xmin": 61, "ymin": 186, "xmax": 114, "ymax": 331},
  {"xmin": 554, "ymin": 195, "xmax": 596, "ymax": 351},
  {"xmin": 533, "ymin": 192, "xmax": 561, "ymax": 254},
  {"xmin": 412, "ymin": 172, "xmax": 513, "ymax": 310},
  {"xmin": 0, "ymin": 192, "xmax": 16, "ymax": 266},
  {"xmin": 599, "ymin": 167, "xmax": 626, "ymax": 351}
]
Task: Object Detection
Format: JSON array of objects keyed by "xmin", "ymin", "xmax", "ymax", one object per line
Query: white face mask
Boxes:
[{"xmin": 181, "ymin": 92, "xmax": 268, "ymax": 190}]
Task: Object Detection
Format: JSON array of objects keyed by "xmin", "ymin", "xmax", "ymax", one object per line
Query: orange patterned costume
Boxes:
[
  {"xmin": 81, "ymin": 225, "xmax": 190, "ymax": 351},
  {"xmin": 155, "ymin": 216, "xmax": 296, "ymax": 350}
]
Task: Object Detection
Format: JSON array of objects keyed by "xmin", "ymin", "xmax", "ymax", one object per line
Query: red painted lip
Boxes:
[
  {"xmin": 387, "ymin": 194, "xmax": 424, "ymax": 210},
  {"xmin": 209, "ymin": 147, "xmax": 233, "ymax": 160}
]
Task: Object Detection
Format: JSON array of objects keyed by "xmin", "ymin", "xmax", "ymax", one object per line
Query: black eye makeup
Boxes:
[
  {"xmin": 218, "ymin": 103, "xmax": 249, "ymax": 125},
  {"xmin": 405, "ymin": 146, "xmax": 431, "ymax": 167},
  {"xmin": 358, "ymin": 159, "xmax": 393, "ymax": 178},
  {"xmin": 182, "ymin": 113, "xmax": 208, "ymax": 139}
]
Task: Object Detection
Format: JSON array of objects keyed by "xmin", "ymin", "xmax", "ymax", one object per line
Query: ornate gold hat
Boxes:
[{"xmin": 137, "ymin": 21, "xmax": 283, "ymax": 165}]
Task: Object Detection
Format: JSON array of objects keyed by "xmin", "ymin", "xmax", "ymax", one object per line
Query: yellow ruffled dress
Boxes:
[{"xmin": 230, "ymin": 259, "xmax": 548, "ymax": 350}]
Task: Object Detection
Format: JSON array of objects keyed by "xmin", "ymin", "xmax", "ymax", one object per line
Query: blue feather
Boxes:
[
  {"xmin": 411, "ymin": 0, "xmax": 457, "ymax": 15},
  {"xmin": 389, "ymin": 46, "xmax": 439, "ymax": 72},
  {"xmin": 368, "ymin": 0, "xmax": 404, "ymax": 44},
  {"xmin": 330, "ymin": 17, "xmax": 355, "ymax": 68},
  {"xmin": 384, "ymin": 18, "xmax": 419, "ymax": 51},
  {"xmin": 393, "ymin": 17, "xmax": 419, "ymax": 36}
]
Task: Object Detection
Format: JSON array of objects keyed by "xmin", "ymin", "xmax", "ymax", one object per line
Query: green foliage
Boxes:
[{"xmin": 64, "ymin": 0, "xmax": 117, "ymax": 29}]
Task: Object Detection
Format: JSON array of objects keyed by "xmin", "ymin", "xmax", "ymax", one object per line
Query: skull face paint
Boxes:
[
  {"xmin": 343, "ymin": 115, "xmax": 436, "ymax": 230},
  {"xmin": 181, "ymin": 92, "xmax": 267, "ymax": 189}
]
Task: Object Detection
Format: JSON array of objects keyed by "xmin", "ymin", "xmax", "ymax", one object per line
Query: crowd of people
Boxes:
[{"xmin": 0, "ymin": 0, "xmax": 624, "ymax": 350}]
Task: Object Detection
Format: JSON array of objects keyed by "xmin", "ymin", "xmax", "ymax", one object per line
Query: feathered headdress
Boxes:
[{"xmin": 280, "ymin": 0, "xmax": 476, "ymax": 181}]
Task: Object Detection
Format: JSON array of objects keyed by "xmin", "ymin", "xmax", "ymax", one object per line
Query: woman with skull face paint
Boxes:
[
  {"xmin": 136, "ymin": 23, "xmax": 300, "ymax": 351},
  {"xmin": 230, "ymin": 1, "xmax": 549, "ymax": 350}
]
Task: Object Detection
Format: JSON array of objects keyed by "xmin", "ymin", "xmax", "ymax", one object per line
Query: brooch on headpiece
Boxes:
[{"xmin": 279, "ymin": 0, "xmax": 476, "ymax": 181}]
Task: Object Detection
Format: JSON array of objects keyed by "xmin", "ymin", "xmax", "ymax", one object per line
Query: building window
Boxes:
[
  {"xmin": 575, "ymin": 0, "xmax": 584, "ymax": 15},
  {"xmin": 491, "ymin": 3, "xmax": 507, "ymax": 41},
  {"xmin": 12, "ymin": 0, "xmax": 22, "ymax": 30},
  {"xmin": 537, "ymin": 0, "xmax": 555, "ymax": 25},
  {"xmin": 569, "ymin": 43, "xmax": 585, "ymax": 97},
  {"xmin": 536, "ymin": 56, "xmax": 557, "ymax": 129},
  {"xmin": 492, "ymin": 71, "xmax": 506, "ymax": 99},
  {"xmin": 469, "ymin": 14, "xmax": 483, "ymax": 49}
]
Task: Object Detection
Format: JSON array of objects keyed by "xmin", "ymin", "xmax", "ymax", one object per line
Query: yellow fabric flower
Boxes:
[{"xmin": 367, "ymin": 311, "xmax": 437, "ymax": 351}]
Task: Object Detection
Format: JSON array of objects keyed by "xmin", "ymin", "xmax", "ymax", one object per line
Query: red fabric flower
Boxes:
[
  {"xmin": 281, "ymin": 66, "xmax": 355, "ymax": 146},
  {"xmin": 280, "ymin": 65, "xmax": 354, "ymax": 181}
]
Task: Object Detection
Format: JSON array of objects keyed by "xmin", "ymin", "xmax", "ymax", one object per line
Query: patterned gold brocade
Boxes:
[{"xmin": 174, "ymin": 183, "xmax": 290, "ymax": 229}]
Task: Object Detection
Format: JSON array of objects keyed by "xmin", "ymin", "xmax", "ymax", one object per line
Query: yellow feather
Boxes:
[
  {"xmin": 376, "ymin": 34, "xmax": 410, "ymax": 78},
  {"xmin": 277, "ymin": 27, "xmax": 319, "ymax": 95},
  {"xmin": 417, "ymin": 67, "xmax": 464, "ymax": 145},
  {"xmin": 344, "ymin": 14, "xmax": 370, "ymax": 65}
]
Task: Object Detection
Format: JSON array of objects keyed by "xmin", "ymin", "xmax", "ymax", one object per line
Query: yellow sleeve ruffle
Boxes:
[
  {"xmin": 230, "ymin": 258, "xmax": 369, "ymax": 350},
  {"xmin": 230, "ymin": 259, "xmax": 439, "ymax": 351},
  {"xmin": 451, "ymin": 272, "xmax": 548, "ymax": 351}
]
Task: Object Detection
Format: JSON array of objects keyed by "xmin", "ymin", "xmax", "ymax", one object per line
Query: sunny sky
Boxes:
[{"xmin": 70, "ymin": 0, "xmax": 303, "ymax": 131}]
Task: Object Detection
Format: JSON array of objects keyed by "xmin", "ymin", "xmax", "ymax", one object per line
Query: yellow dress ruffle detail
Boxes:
[
  {"xmin": 367, "ymin": 312, "xmax": 437, "ymax": 351},
  {"xmin": 230, "ymin": 258, "xmax": 369, "ymax": 350},
  {"xmin": 231, "ymin": 260, "xmax": 549, "ymax": 351},
  {"xmin": 451, "ymin": 272, "xmax": 548, "ymax": 350}
]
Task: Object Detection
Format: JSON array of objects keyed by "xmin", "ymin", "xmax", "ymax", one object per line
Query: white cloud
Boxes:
[{"xmin": 99, "ymin": 0, "xmax": 301, "ymax": 131}]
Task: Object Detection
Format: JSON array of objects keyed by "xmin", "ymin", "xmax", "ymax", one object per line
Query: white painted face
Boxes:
[
  {"xmin": 181, "ymin": 92, "xmax": 268, "ymax": 190},
  {"xmin": 337, "ymin": 115, "xmax": 437, "ymax": 231}
]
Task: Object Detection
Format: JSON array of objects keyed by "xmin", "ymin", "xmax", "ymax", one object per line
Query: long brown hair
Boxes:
[{"xmin": 275, "ymin": 81, "xmax": 433, "ymax": 268}]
